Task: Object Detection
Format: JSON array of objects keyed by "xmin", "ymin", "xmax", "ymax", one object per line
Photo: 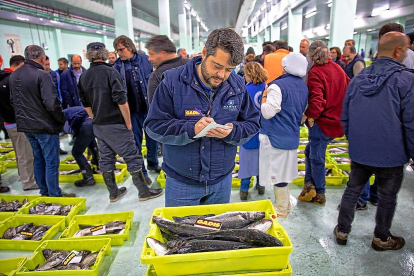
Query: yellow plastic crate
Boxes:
[
  {"xmin": 292, "ymin": 166, "xmax": 344, "ymax": 186},
  {"xmin": 141, "ymin": 200, "xmax": 293, "ymax": 276},
  {"xmin": 59, "ymin": 211, "xmax": 133, "ymax": 246},
  {"xmin": 146, "ymin": 263, "xmax": 292, "ymax": 276},
  {"xmin": 58, "ymin": 164, "xmax": 82, "ymax": 183},
  {"xmin": 16, "ymin": 238, "xmax": 111, "ymax": 276},
  {"xmin": 0, "ymin": 215, "xmax": 65, "ymax": 250},
  {"xmin": 92, "ymin": 164, "xmax": 128, "ymax": 183},
  {"xmin": 4, "ymin": 152, "xmax": 17, "ymax": 168},
  {"xmin": 0, "ymin": 162, "xmax": 7, "ymax": 173},
  {"xmin": 231, "ymin": 177, "xmax": 253, "ymax": 188},
  {"xmin": 0, "ymin": 212, "xmax": 14, "ymax": 223},
  {"xmin": 17, "ymin": 197, "xmax": 86, "ymax": 226},
  {"xmin": 0, "ymin": 195, "xmax": 40, "ymax": 215},
  {"xmin": 156, "ymin": 171, "xmax": 166, "ymax": 188},
  {"xmin": 0, "ymin": 257, "xmax": 26, "ymax": 276}
]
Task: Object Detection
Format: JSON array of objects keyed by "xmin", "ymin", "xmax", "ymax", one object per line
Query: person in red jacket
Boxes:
[{"xmin": 299, "ymin": 40, "xmax": 350, "ymax": 205}]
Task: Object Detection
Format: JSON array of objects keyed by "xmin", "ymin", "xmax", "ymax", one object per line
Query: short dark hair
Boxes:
[
  {"xmin": 288, "ymin": 46, "xmax": 293, "ymax": 52},
  {"xmin": 24, "ymin": 45, "xmax": 45, "ymax": 60},
  {"xmin": 45, "ymin": 56, "xmax": 50, "ymax": 61},
  {"xmin": 407, "ymin": 31, "xmax": 414, "ymax": 45},
  {"xmin": 9, "ymin": 55, "xmax": 24, "ymax": 67},
  {"xmin": 343, "ymin": 45, "xmax": 357, "ymax": 54},
  {"xmin": 379, "ymin": 23, "xmax": 404, "ymax": 38},
  {"xmin": 204, "ymin": 28, "xmax": 244, "ymax": 66},
  {"xmin": 177, "ymin": 48, "xmax": 186, "ymax": 55},
  {"xmin": 330, "ymin": 46, "xmax": 342, "ymax": 57},
  {"xmin": 58, "ymin": 57, "xmax": 68, "ymax": 64},
  {"xmin": 146, "ymin": 35, "xmax": 176, "ymax": 54},
  {"xmin": 274, "ymin": 40, "xmax": 288, "ymax": 50},
  {"xmin": 263, "ymin": 44, "xmax": 275, "ymax": 54},
  {"xmin": 262, "ymin": 41, "xmax": 273, "ymax": 47},
  {"xmin": 345, "ymin": 39, "xmax": 355, "ymax": 46},
  {"xmin": 113, "ymin": 35, "xmax": 137, "ymax": 54}
]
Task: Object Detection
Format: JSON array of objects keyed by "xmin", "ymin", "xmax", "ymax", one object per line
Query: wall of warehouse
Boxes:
[{"xmin": 0, "ymin": 18, "xmax": 116, "ymax": 70}]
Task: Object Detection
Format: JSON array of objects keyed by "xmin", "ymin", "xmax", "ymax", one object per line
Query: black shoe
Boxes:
[
  {"xmin": 75, "ymin": 165, "xmax": 96, "ymax": 187},
  {"xmin": 356, "ymin": 200, "xmax": 368, "ymax": 210},
  {"xmin": 147, "ymin": 165, "xmax": 161, "ymax": 173},
  {"xmin": 334, "ymin": 225, "xmax": 348, "ymax": 245},
  {"xmin": 256, "ymin": 186, "xmax": 265, "ymax": 195},
  {"xmin": 23, "ymin": 185, "xmax": 40, "ymax": 191},
  {"xmin": 368, "ymin": 198, "xmax": 378, "ymax": 206},
  {"xmin": 0, "ymin": 185, "xmax": 10, "ymax": 193},
  {"xmin": 240, "ymin": 190, "xmax": 248, "ymax": 200},
  {"xmin": 131, "ymin": 170, "xmax": 164, "ymax": 201},
  {"xmin": 103, "ymin": 171, "xmax": 127, "ymax": 202},
  {"xmin": 61, "ymin": 192, "xmax": 76, "ymax": 197},
  {"xmin": 60, "ymin": 148, "xmax": 68, "ymax": 155}
]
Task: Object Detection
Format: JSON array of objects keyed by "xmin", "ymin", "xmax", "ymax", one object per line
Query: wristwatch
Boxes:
[{"xmin": 308, "ymin": 118, "xmax": 314, "ymax": 123}]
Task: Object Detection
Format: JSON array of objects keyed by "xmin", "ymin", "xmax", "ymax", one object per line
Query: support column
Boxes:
[
  {"xmin": 187, "ymin": 15, "xmax": 193, "ymax": 54},
  {"xmin": 264, "ymin": 26, "xmax": 270, "ymax": 42},
  {"xmin": 158, "ymin": 0, "xmax": 171, "ymax": 37},
  {"xmin": 288, "ymin": 7, "xmax": 302, "ymax": 53},
  {"xmin": 254, "ymin": 21, "xmax": 260, "ymax": 54},
  {"xmin": 53, "ymin": 28, "xmax": 64, "ymax": 58},
  {"xmin": 113, "ymin": 0, "xmax": 134, "ymax": 38},
  {"xmin": 193, "ymin": 24, "xmax": 200, "ymax": 54},
  {"xmin": 179, "ymin": 9, "xmax": 187, "ymax": 51},
  {"xmin": 271, "ymin": 23, "xmax": 280, "ymax": 42},
  {"xmin": 358, "ymin": 33, "xmax": 367, "ymax": 55},
  {"xmin": 365, "ymin": 34, "xmax": 372, "ymax": 57},
  {"xmin": 329, "ymin": 0, "xmax": 357, "ymax": 49},
  {"xmin": 257, "ymin": 33, "xmax": 264, "ymax": 55}
]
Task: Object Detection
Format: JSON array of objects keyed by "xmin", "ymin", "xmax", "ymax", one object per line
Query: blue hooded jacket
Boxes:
[
  {"xmin": 144, "ymin": 56, "xmax": 260, "ymax": 185},
  {"xmin": 342, "ymin": 57, "xmax": 414, "ymax": 167}
]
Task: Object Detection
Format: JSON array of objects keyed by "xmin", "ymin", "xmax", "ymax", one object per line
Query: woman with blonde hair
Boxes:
[
  {"xmin": 238, "ymin": 61, "xmax": 268, "ymax": 200},
  {"xmin": 299, "ymin": 40, "xmax": 349, "ymax": 206}
]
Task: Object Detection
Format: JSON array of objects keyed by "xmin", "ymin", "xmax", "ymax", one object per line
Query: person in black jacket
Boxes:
[
  {"xmin": 9, "ymin": 45, "xmax": 74, "ymax": 198},
  {"xmin": 78, "ymin": 42, "xmax": 163, "ymax": 203},
  {"xmin": 0, "ymin": 55, "xmax": 39, "ymax": 191},
  {"xmin": 60, "ymin": 55, "xmax": 85, "ymax": 108}
]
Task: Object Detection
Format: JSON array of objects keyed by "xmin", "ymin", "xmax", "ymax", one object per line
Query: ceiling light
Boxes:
[
  {"xmin": 367, "ymin": 28, "xmax": 375, "ymax": 32},
  {"xmin": 196, "ymin": 15, "xmax": 201, "ymax": 22},
  {"xmin": 281, "ymin": 23, "xmax": 288, "ymax": 30},
  {"xmin": 96, "ymin": 31, "xmax": 102, "ymax": 34},
  {"xmin": 326, "ymin": 24, "xmax": 330, "ymax": 29},
  {"xmin": 267, "ymin": 0, "xmax": 271, "ymax": 2},
  {"xmin": 190, "ymin": 9, "xmax": 197, "ymax": 17},
  {"xmin": 81, "ymin": 28, "xmax": 86, "ymax": 31},
  {"xmin": 261, "ymin": 4, "xmax": 266, "ymax": 11},
  {"xmin": 16, "ymin": 16, "xmax": 29, "ymax": 21},
  {"xmin": 39, "ymin": 18, "xmax": 43, "ymax": 21},
  {"xmin": 183, "ymin": 0, "xmax": 191, "ymax": 10},
  {"xmin": 325, "ymin": 36, "xmax": 330, "ymax": 39},
  {"xmin": 327, "ymin": 0, "xmax": 332, "ymax": 7},
  {"xmin": 371, "ymin": 5, "xmax": 389, "ymax": 17},
  {"xmin": 305, "ymin": 8, "xmax": 317, "ymax": 18},
  {"xmin": 353, "ymin": 31, "xmax": 357, "ymax": 34},
  {"xmin": 50, "ymin": 20, "xmax": 59, "ymax": 24}
]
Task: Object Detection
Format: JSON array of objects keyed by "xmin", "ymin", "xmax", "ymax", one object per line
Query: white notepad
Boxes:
[{"xmin": 193, "ymin": 122, "xmax": 232, "ymax": 138}]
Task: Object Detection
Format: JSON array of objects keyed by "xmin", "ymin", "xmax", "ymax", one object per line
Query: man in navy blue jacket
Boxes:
[
  {"xmin": 335, "ymin": 32, "xmax": 414, "ymax": 251},
  {"xmin": 60, "ymin": 55, "xmax": 85, "ymax": 108},
  {"xmin": 145, "ymin": 28, "xmax": 260, "ymax": 207},
  {"xmin": 113, "ymin": 35, "xmax": 160, "ymax": 185}
]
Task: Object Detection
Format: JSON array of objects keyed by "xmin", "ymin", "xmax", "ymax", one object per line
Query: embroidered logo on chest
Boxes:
[
  {"xmin": 185, "ymin": 110, "xmax": 201, "ymax": 116},
  {"xmin": 223, "ymin": 100, "xmax": 237, "ymax": 111}
]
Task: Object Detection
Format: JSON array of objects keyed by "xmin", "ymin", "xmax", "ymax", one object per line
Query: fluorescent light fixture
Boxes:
[
  {"xmin": 367, "ymin": 28, "xmax": 375, "ymax": 32},
  {"xmin": 183, "ymin": 0, "xmax": 190, "ymax": 10},
  {"xmin": 325, "ymin": 36, "xmax": 330, "ymax": 39},
  {"xmin": 261, "ymin": 4, "xmax": 266, "ymax": 11},
  {"xmin": 371, "ymin": 5, "xmax": 389, "ymax": 17},
  {"xmin": 50, "ymin": 20, "xmax": 59, "ymax": 24},
  {"xmin": 326, "ymin": 24, "xmax": 330, "ymax": 29},
  {"xmin": 327, "ymin": 0, "xmax": 332, "ymax": 7},
  {"xmin": 39, "ymin": 18, "xmax": 43, "ymax": 21},
  {"xmin": 81, "ymin": 28, "xmax": 86, "ymax": 31},
  {"xmin": 353, "ymin": 31, "xmax": 357, "ymax": 34},
  {"xmin": 305, "ymin": 8, "xmax": 317, "ymax": 18},
  {"xmin": 196, "ymin": 15, "xmax": 201, "ymax": 22},
  {"xmin": 16, "ymin": 16, "xmax": 29, "ymax": 21},
  {"xmin": 255, "ymin": 10, "xmax": 261, "ymax": 17},
  {"xmin": 96, "ymin": 31, "xmax": 102, "ymax": 34},
  {"xmin": 190, "ymin": 9, "xmax": 197, "ymax": 17},
  {"xmin": 267, "ymin": 0, "xmax": 271, "ymax": 2},
  {"xmin": 281, "ymin": 23, "xmax": 288, "ymax": 30}
]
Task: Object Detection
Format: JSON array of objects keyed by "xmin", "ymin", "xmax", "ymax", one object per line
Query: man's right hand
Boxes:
[
  {"xmin": 194, "ymin": 117, "xmax": 214, "ymax": 135},
  {"xmin": 126, "ymin": 122, "xmax": 132, "ymax": 130}
]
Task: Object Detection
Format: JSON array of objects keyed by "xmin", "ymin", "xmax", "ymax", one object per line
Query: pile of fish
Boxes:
[
  {"xmin": 5, "ymin": 158, "xmax": 16, "ymax": 161},
  {"xmin": 34, "ymin": 249, "xmax": 98, "ymax": 271},
  {"xmin": 29, "ymin": 202, "xmax": 72, "ymax": 216},
  {"xmin": 0, "ymin": 144, "xmax": 13, "ymax": 148},
  {"xmin": 327, "ymin": 147, "xmax": 348, "ymax": 154},
  {"xmin": 0, "ymin": 198, "xmax": 28, "ymax": 212},
  {"xmin": 1, "ymin": 223, "xmax": 51, "ymax": 241},
  {"xmin": 0, "ymin": 150, "xmax": 13, "ymax": 154},
  {"xmin": 147, "ymin": 211, "xmax": 283, "ymax": 255},
  {"xmin": 297, "ymin": 158, "xmax": 306, "ymax": 164},
  {"xmin": 73, "ymin": 220, "xmax": 126, "ymax": 237},
  {"xmin": 59, "ymin": 169, "xmax": 81, "ymax": 175},
  {"xmin": 65, "ymin": 158, "xmax": 78, "ymax": 164},
  {"xmin": 332, "ymin": 157, "xmax": 351, "ymax": 164}
]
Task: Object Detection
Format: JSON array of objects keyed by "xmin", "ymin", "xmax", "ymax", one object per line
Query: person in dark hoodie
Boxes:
[{"xmin": 335, "ymin": 32, "xmax": 414, "ymax": 251}]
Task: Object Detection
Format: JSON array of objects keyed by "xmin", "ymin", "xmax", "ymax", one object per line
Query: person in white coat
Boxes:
[{"xmin": 259, "ymin": 53, "xmax": 309, "ymax": 217}]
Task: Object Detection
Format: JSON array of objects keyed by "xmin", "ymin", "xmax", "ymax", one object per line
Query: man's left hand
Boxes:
[{"xmin": 206, "ymin": 123, "xmax": 233, "ymax": 139}]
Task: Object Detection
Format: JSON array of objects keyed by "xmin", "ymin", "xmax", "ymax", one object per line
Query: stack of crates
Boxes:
[{"xmin": 141, "ymin": 200, "xmax": 293, "ymax": 276}]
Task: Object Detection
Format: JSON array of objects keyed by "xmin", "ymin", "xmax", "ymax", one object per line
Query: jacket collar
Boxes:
[
  {"xmin": 90, "ymin": 61, "xmax": 112, "ymax": 68},
  {"xmin": 157, "ymin": 56, "xmax": 183, "ymax": 69},
  {"xmin": 24, "ymin": 59, "xmax": 44, "ymax": 70}
]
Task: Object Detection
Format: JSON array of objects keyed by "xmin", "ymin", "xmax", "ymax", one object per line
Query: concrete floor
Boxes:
[{"xmin": 0, "ymin": 136, "xmax": 414, "ymax": 276}]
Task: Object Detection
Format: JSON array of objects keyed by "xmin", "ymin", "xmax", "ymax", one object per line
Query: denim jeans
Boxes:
[
  {"xmin": 72, "ymin": 118, "xmax": 96, "ymax": 168},
  {"xmin": 338, "ymin": 161, "xmax": 404, "ymax": 240},
  {"xmin": 240, "ymin": 176, "xmax": 262, "ymax": 192},
  {"xmin": 165, "ymin": 173, "xmax": 232, "ymax": 207},
  {"xmin": 359, "ymin": 180, "xmax": 378, "ymax": 204},
  {"xmin": 131, "ymin": 111, "xmax": 159, "ymax": 174},
  {"xmin": 304, "ymin": 123, "xmax": 331, "ymax": 194},
  {"xmin": 25, "ymin": 133, "xmax": 61, "ymax": 197}
]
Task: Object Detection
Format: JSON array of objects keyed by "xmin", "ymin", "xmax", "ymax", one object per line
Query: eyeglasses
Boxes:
[{"xmin": 116, "ymin": 47, "xmax": 126, "ymax": 53}]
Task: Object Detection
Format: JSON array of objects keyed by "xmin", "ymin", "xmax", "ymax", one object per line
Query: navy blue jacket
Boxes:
[
  {"xmin": 242, "ymin": 82, "xmax": 265, "ymax": 150},
  {"xmin": 344, "ymin": 55, "xmax": 365, "ymax": 79},
  {"xmin": 60, "ymin": 66, "xmax": 85, "ymax": 108},
  {"xmin": 342, "ymin": 57, "xmax": 414, "ymax": 167},
  {"xmin": 48, "ymin": 70, "xmax": 62, "ymax": 102},
  {"xmin": 63, "ymin": 106, "xmax": 88, "ymax": 137},
  {"xmin": 113, "ymin": 53, "xmax": 153, "ymax": 113},
  {"xmin": 261, "ymin": 74, "xmax": 308, "ymax": 150},
  {"xmin": 144, "ymin": 57, "xmax": 260, "ymax": 185}
]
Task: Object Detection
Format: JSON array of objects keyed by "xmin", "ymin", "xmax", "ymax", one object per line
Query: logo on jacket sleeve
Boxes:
[
  {"xmin": 185, "ymin": 110, "xmax": 201, "ymax": 116},
  {"xmin": 223, "ymin": 100, "xmax": 237, "ymax": 111}
]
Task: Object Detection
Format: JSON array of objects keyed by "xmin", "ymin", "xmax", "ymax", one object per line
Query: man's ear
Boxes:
[{"xmin": 202, "ymin": 47, "xmax": 207, "ymax": 59}]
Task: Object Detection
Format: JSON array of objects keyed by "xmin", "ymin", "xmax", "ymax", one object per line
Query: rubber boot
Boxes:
[
  {"xmin": 74, "ymin": 165, "xmax": 96, "ymax": 187},
  {"xmin": 131, "ymin": 170, "xmax": 164, "ymax": 201},
  {"xmin": 274, "ymin": 185, "xmax": 289, "ymax": 218},
  {"xmin": 103, "ymin": 171, "xmax": 127, "ymax": 202},
  {"xmin": 90, "ymin": 147, "xmax": 100, "ymax": 170}
]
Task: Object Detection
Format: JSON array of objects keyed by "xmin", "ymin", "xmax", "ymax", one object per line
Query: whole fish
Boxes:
[
  {"xmin": 245, "ymin": 219, "xmax": 273, "ymax": 232},
  {"xmin": 0, "ymin": 198, "xmax": 27, "ymax": 212},
  {"xmin": 16, "ymin": 223, "xmax": 34, "ymax": 233},
  {"xmin": 78, "ymin": 250, "xmax": 92, "ymax": 262},
  {"xmin": 36, "ymin": 252, "xmax": 67, "ymax": 271},
  {"xmin": 56, "ymin": 264, "xmax": 84, "ymax": 270},
  {"xmin": 204, "ymin": 212, "xmax": 266, "ymax": 229},
  {"xmin": 172, "ymin": 214, "xmax": 216, "ymax": 225},
  {"xmin": 80, "ymin": 251, "xmax": 99, "ymax": 267},
  {"xmin": 2, "ymin": 227, "xmax": 16, "ymax": 239},
  {"xmin": 166, "ymin": 239, "xmax": 258, "ymax": 255},
  {"xmin": 152, "ymin": 216, "xmax": 216, "ymax": 237},
  {"xmin": 147, "ymin": 237, "xmax": 169, "ymax": 256},
  {"xmin": 29, "ymin": 203, "xmax": 72, "ymax": 216},
  {"xmin": 73, "ymin": 228, "xmax": 92, "ymax": 237},
  {"xmin": 32, "ymin": 225, "xmax": 51, "ymax": 241},
  {"xmin": 181, "ymin": 229, "xmax": 283, "ymax": 247}
]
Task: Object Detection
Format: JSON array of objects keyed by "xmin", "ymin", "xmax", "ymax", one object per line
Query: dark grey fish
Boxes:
[
  {"xmin": 78, "ymin": 250, "xmax": 92, "ymax": 262},
  {"xmin": 182, "ymin": 229, "xmax": 283, "ymax": 247},
  {"xmin": 172, "ymin": 214, "xmax": 216, "ymax": 225},
  {"xmin": 32, "ymin": 225, "xmax": 51, "ymax": 241},
  {"xmin": 205, "ymin": 212, "xmax": 266, "ymax": 229},
  {"xmin": 152, "ymin": 216, "xmax": 216, "ymax": 237},
  {"xmin": 16, "ymin": 223, "xmax": 34, "ymax": 233},
  {"xmin": 12, "ymin": 234, "xmax": 32, "ymax": 240},
  {"xmin": 42, "ymin": 249, "xmax": 54, "ymax": 260},
  {"xmin": 80, "ymin": 251, "xmax": 98, "ymax": 267},
  {"xmin": 166, "ymin": 239, "xmax": 258, "ymax": 254},
  {"xmin": 2, "ymin": 227, "xmax": 16, "ymax": 239},
  {"xmin": 56, "ymin": 264, "xmax": 85, "ymax": 270},
  {"xmin": 0, "ymin": 199, "xmax": 26, "ymax": 212},
  {"xmin": 61, "ymin": 205, "xmax": 72, "ymax": 216},
  {"xmin": 35, "ymin": 252, "xmax": 67, "ymax": 271}
]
